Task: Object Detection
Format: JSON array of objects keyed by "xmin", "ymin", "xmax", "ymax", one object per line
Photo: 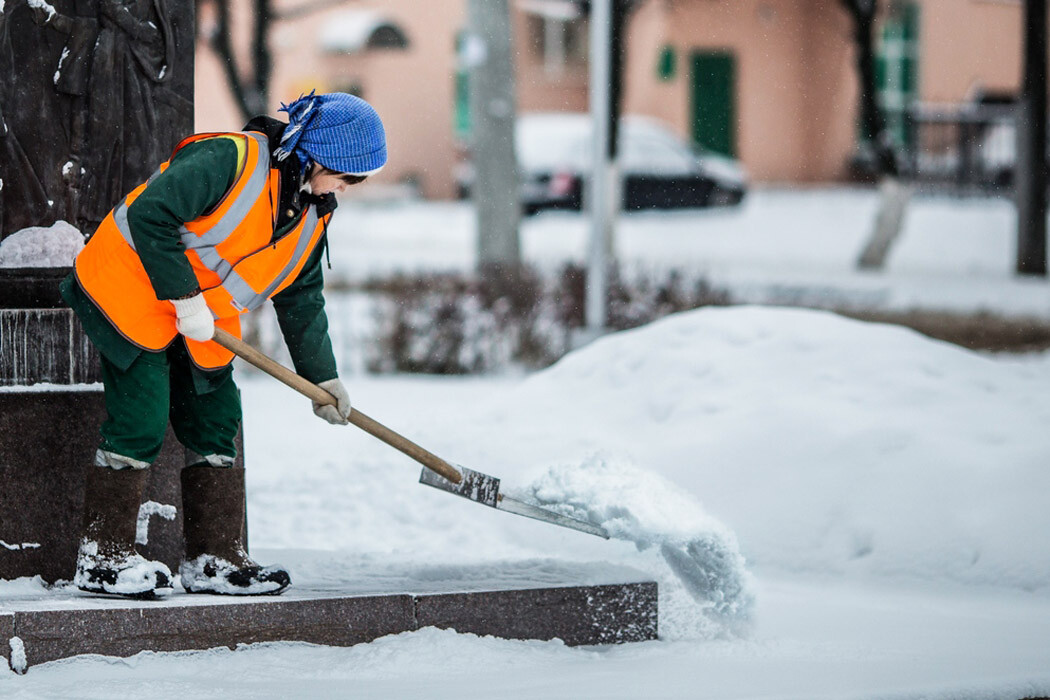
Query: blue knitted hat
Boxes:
[{"xmin": 275, "ymin": 91, "xmax": 387, "ymax": 176}]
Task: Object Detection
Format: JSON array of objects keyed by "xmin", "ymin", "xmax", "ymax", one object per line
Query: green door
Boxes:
[
  {"xmin": 875, "ymin": 1, "xmax": 919, "ymax": 149},
  {"xmin": 690, "ymin": 52, "xmax": 736, "ymax": 157}
]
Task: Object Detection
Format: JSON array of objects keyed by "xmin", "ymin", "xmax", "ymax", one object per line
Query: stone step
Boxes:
[{"xmin": 1, "ymin": 577, "xmax": 658, "ymax": 671}]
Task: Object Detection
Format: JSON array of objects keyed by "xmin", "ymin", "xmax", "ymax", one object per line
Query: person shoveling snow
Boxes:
[{"xmin": 60, "ymin": 91, "xmax": 388, "ymax": 598}]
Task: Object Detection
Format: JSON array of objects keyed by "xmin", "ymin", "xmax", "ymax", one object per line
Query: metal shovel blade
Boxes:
[{"xmin": 419, "ymin": 466, "xmax": 609, "ymax": 539}]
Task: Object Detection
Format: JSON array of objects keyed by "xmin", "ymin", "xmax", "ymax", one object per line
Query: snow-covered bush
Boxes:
[
  {"xmin": 364, "ymin": 268, "xmax": 550, "ymax": 374},
  {"xmin": 240, "ymin": 264, "xmax": 730, "ymax": 375},
  {"xmin": 364, "ymin": 264, "xmax": 730, "ymax": 374}
]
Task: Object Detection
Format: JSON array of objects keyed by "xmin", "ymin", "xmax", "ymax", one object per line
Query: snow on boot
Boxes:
[
  {"xmin": 179, "ymin": 464, "xmax": 291, "ymax": 595},
  {"xmin": 75, "ymin": 543, "xmax": 173, "ymax": 598},
  {"xmin": 180, "ymin": 554, "xmax": 291, "ymax": 595},
  {"xmin": 74, "ymin": 465, "xmax": 172, "ymax": 598}
]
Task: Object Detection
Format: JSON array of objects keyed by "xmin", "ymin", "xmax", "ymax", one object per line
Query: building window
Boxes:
[
  {"xmin": 368, "ymin": 25, "xmax": 409, "ymax": 50},
  {"xmin": 657, "ymin": 45, "xmax": 676, "ymax": 81},
  {"xmin": 876, "ymin": 0, "xmax": 919, "ymax": 148},
  {"xmin": 526, "ymin": 13, "xmax": 588, "ymax": 76},
  {"xmin": 320, "ymin": 11, "xmax": 410, "ymax": 54},
  {"xmin": 455, "ymin": 33, "xmax": 471, "ymax": 139}
]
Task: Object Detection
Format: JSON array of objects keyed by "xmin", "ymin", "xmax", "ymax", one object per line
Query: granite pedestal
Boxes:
[
  {"xmin": 0, "ymin": 563, "xmax": 658, "ymax": 670},
  {"xmin": 0, "ymin": 387, "xmax": 244, "ymax": 583},
  {"xmin": 0, "ymin": 266, "xmax": 244, "ymax": 583}
]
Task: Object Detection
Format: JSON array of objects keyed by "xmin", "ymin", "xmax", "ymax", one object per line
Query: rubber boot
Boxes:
[
  {"xmin": 74, "ymin": 465, "xmax": 173, "ymax": 598},
  {"xmin": 179, "ymin": 465, "xmax": 290, "ymax": 595}
]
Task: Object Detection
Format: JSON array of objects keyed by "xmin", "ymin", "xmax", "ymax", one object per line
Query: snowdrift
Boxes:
[
  {"xmin": 6, "ymin": 305, "xmax": 1050, "ymax": 696},
  {"xmin": 240, "ymin": 305, "xmax": 1050, "ymax": 642},
  {"xmin": 487, "ymin": 306, "xmax": 1050, "ymax": 592}
]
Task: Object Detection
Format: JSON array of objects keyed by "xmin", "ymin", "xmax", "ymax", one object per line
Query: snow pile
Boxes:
[
  {"xmin": 241, "ymin": 304, "xmax": 1050, "ymax": 636},
  {"xmin": 494, "ymin": 306, "xmax": 1050, "ymax": 591},
  {"xmin": 0, "ymin": 575, "xmax": 48, "ymax": 598},
  {"xmin": 519, "ymin": 455, "xmax": 754, "ymax": 623},
  {"xmin": 0, "ymin": 221, "xmax": 83, "ymax": 267}
]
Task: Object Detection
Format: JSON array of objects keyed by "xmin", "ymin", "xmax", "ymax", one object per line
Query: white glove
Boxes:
[
  {"xmin": 313, "ymin": 378, "xmax": 351, "ymax": 425},
  {"xmin": 171, "ymin": 293, "xmax": 214, "ymax": 342}
]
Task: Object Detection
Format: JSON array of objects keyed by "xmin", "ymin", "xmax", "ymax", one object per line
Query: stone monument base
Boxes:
[
  {"xmin": 0, "ymin": 566, "xmax": 658, "ymax": 670},
  {"xmin": 0, "ymin": 269, "xmax": 100, "ymax": 387},
  {"xmin": 0, "ymin": 387, "xmax": 243, "ymax": 583}
]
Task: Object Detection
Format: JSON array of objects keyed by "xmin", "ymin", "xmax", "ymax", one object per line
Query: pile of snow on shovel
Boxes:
[{"xmin": 519, "ymin": 454, "xmax": 755, "ymax": 625}]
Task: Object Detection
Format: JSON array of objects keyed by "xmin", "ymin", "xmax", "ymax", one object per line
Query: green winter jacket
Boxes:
[{"xmin": 61, "ymin": 118, "xmax": 339, "ymax": 389}]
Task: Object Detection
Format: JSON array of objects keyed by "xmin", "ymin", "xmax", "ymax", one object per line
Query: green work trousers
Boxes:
[{"xmin": 98, "ymin": 340, "xmax": 241, "ymax": 466}]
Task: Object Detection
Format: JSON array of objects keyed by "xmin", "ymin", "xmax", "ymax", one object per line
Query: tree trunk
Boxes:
[
  {"xmin": 841, "ymin": 0, "xmax": 909, "ymax": 270},
  {"xmin": 209, "ymin": 0, "xmax": 273, "ymax": 122}
]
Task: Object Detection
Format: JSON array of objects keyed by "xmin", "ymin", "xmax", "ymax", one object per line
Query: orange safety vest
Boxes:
[{"xmin": 75, "ymin": 131, "xmax": 331, "ymax": 370}]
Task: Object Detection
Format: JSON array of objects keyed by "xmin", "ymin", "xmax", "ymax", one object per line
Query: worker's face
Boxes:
[{"xmin": 308, "ymin": 165, "xmax": 367, "ymax": 195}]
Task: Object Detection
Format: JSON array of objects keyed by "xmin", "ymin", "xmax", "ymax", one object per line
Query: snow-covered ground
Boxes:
[{"xmin": 4, "ymin": 305, "xmax": 1050, "ymax": 698}]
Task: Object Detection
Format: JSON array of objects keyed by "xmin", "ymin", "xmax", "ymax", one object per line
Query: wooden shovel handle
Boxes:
[{"xmin": 212, "ymin": 328, "xmax": 463, "ymax": 484}]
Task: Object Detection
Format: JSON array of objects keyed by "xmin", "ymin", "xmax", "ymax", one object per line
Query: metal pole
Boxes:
[
  {"xmin": 1017, "ymin": 0, "xmax": 1048, "ymax": 276},
  {"xmin": 586, "ymin": 0, "xmax": 613, "ymax": 334},
  {"xmin": 469, "ymin": 0, "xmax": 522, "ymax": 269}
]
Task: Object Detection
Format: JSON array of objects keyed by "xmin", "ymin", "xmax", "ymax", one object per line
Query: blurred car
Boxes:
[{"xmin": 457, "ymin": 112, "xmax": 748, "ymax": 215}]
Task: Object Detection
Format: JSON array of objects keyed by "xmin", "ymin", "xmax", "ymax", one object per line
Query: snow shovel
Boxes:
[{"xmin": 212, "ymin": 329, "xmax": 608, "ymax": 539}]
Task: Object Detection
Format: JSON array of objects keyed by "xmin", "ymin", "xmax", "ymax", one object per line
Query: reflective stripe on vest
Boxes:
[
  {"xmin": 177, "ymin": 132, "xmax": 270, "ymax": 247},
  {"xmin": 216, "ymin": 205, "xmax": 320, "ymax": 312},
  {"xmin": 112, "ymin": 132, "xmax": 269, "ymax": 251},
  {"xmin": 108, "ymin": 131, "xmax": 314, "ymax": 312},
  {"xmin": 110, "ymin": 165, "xmax": 166, "ymax": 251}
]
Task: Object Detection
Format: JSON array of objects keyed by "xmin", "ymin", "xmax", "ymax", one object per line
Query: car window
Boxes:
[{"xmin": 621, "ymin": 135, "xmax": 696, "ymax": 175}]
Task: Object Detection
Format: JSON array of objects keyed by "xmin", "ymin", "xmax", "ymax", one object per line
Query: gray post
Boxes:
[
  {"xmin": 586, "ymin": 0, "xmax": 615, "ymax": 334},
  {"xmin": 1016, "ymin": 0, "xmax": 1048, "ymax": 276},
  {"xmin": 468, "ymin": 0, "xmax": 521, "ymax": 269}
]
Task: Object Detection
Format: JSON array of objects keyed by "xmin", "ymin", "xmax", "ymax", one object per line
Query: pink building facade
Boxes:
[{"xmin": 194, "ymin": 0, "xmax": 1027, "ymax": 197}]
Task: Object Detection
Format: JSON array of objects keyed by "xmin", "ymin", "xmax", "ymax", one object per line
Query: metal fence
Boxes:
[{"xmin": 899, "ymin": 103, "xmax": 1017, "ymax": 195}]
